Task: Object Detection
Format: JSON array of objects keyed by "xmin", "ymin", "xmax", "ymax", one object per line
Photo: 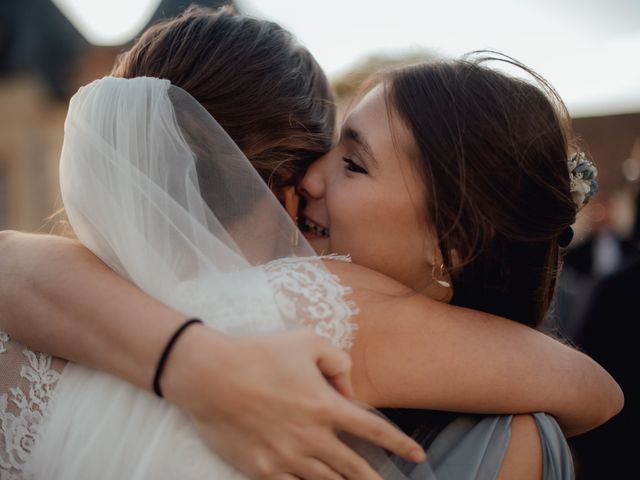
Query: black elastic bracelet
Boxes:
[{"xmin": 153, "ymin": 318, "xmax": 203, "ymax": 398}]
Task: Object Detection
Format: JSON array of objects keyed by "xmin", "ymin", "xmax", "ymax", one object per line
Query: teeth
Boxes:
[{"xmin": 302, "ymin": 218, "xmax": 330, "ymax": 237}]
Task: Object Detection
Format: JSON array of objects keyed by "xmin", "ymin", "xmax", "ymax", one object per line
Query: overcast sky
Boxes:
[
  {"xmin": 239, "ymin": 0, "xmax": 640, "ymax": 118},
  {"xmin": 53, "ymin": 0, "xmax": 640, "ymax": 118}
]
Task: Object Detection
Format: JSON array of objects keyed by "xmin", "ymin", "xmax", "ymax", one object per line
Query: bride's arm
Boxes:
[
  {"xmin": 327, "ymin": 260, "xmax": 623, "ymax": 438},
  {"xmin": 0, "ymin": 231, "xmax": 425, "ymax": 480},
  {"xmin": 0, "ymin": 232, "xmax": 183, "ymax": 390}
]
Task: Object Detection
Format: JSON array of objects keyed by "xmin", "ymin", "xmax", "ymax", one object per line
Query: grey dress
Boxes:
[
  {"xmin": 413, "ymin": 413, "xmax": 573, "ymax": 479},
  {"xmin": 347, "ymin": 410, "xmax": 574, "ymax": 479}
]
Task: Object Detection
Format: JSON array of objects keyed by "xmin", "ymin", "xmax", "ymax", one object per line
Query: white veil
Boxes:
[
  {"xmin": 57, "ymin": 75, "xmax": 318, "ymax": 327},
  {"xmin": 26, "ymin": 76, "xmax": 415, "ymax": 479}
]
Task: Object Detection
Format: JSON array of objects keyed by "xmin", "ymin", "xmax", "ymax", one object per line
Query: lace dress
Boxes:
[
  {"xmin": 0, "ymin": 256, "xmax": 357, "ymax": 480},
  {"xmin": 0, "ymin": 332, "xmax": 64, "ymax": 480}
]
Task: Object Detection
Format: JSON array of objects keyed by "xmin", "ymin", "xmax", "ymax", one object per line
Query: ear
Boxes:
[{"xmin": 280, "ymin": 186, "xmax": 300, "ymax": 222}]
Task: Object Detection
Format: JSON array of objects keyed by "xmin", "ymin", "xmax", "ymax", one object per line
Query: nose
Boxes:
[{"xmin": 298, "ymin": 151, "xmax": 329, "ymax": 200}]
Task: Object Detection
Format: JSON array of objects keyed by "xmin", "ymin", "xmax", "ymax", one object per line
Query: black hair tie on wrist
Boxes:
[
  {"xmin": 558, "ymin": 226, "xmax": 574, "ymax": 248},
  {"xmin": 153, "ymin": 318, "xmax": 204, "ymax": 398}
]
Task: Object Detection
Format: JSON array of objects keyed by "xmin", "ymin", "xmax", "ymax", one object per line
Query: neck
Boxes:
[{"xmin": 416, "ymin": 278, "xmax": 453, "ymax": 303}]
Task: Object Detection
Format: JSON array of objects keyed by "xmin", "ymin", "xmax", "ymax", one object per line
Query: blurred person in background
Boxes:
[
  {"xmin": 548, "ymin": 192, "xmax": 640, "ymax": 340},
  {"xmin": 568, "ymin": 188, "xmax": 640, "ymax": 479}
]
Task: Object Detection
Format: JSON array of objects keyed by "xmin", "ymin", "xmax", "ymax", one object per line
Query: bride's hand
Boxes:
[{"xmin": 163, "ymin": 327, "xmax": 425, "ymax": 480}]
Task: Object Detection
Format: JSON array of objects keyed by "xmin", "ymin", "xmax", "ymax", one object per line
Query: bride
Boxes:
[{"xmin": 0, "ymin": 6, "xmax": 622, "ymax": 480}]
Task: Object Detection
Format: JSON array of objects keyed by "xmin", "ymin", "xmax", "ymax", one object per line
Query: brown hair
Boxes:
[
  {"xmin": 111, "ymin": 5, "xmax": 335, "ymax": 189},
  {"xmin": 384, "ymin": 53, "xmax": 581, "ymax": 327}
]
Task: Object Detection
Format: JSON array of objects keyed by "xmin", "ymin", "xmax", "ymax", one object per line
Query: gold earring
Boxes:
[{"xmin": 431, "ymin": 263, "xmax": 451, "ymax": 288}]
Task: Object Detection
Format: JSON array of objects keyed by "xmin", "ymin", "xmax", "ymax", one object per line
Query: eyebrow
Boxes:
[{"xmin": 341, "ymin": 122, "xmax": 379, "ymax": 168}]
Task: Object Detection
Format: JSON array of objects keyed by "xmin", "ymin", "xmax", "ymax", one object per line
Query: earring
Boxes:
[{"xmin": 431, "ymin": 263, "xmax": 451, "ymax": 288}]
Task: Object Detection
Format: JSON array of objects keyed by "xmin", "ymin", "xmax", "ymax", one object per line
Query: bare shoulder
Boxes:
[
  {"xmin": 497, "ymin": 414, "xmax": 543, "ymax": 480},
  {"xmin": 321, "ymin": 258, "xmax": 460, "ymax": 328},
  {"xmin": 320, "ymin": 258, "xmax": 459, "ymax": 335},
  {"xmin": 321, "ymin": 259, "xmax": 413, "ymax": 298}
]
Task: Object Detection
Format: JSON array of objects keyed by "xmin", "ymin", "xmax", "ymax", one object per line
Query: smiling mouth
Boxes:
[{"xmin": 299, "ymin": 216, "xmax": 330, "ymax": 238}]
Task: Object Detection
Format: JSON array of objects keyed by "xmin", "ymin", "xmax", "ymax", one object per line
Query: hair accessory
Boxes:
[
  {"xmin": 431, "ymin": 263, "xmax": 451, "ymax": 288},
  {"xmin": 568, "ymin": 152, "xmax": 598, "ymax": 208},
  {"xmin": 153, "ymin": 318, "xmax": 204, "ymax": 398},
  {"xmin": 558, "ymin": 226, "xmax": 574, "ymax": 248}
]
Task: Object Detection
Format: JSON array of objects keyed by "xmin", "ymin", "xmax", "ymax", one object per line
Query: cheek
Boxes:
[
  {"xmin": 326, "ymin": 180, "xmax": 375, "ymax": 251},
  {"xmin": 329, "ymin": 182, "xmax": 427, "ymax": 278},
  {"xmin": 366, "ymin": 206, "xmax": 430, "ymax": 288}
]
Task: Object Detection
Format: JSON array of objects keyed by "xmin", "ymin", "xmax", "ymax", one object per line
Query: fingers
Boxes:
[
  {"xmin": 335, "ymin": 404, "xmax": 425, "ymax": 464},
  {"xmin": 309, "ymin": 335, "xmax": 424, "ymax": 464},
  {"xmin": 313, "ymin": 339, "xmax": 355, "ymax": 399},
  {"xmin": 290, "ymin": 458, "xmax": 344, "ymax": 480},
  {"xmin": 327, "ymin": 371, "xmax": 356, "ymax": 400},
  {"xmin": 314, "ymin": 340, "xmax": 352, "ymax": 379},
  {"xmin": 313, "ymin": 433, "xmax": 383, "ymax": 480}
]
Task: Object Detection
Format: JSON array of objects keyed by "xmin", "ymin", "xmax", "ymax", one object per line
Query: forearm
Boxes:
[
  {"xmin": 347, "ymin": 285, "xmax": 623, "ymax": 437},
  {"xmin": 0, "ymin": 231, "xmax": 188, "ymax": 391}
]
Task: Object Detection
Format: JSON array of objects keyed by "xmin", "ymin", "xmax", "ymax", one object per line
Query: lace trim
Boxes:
[
  {"xmin": 0, "ymin": 332, "xmax": 8, "ymax": 354},
  {"xmin": 0, "ymin": 331, "xmax": 61, "ymax": 479},
  {"xmin": 263, "ymin": 256, "xmax": 359, "ymax": 350}
]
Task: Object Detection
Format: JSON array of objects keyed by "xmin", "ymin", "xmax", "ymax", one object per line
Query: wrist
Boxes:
[
  {"xmin": 152, "ymin": 319, "xmax": 203, "ymax": 397},
  {"xmin": 161, "ymin": 324, "xmax": 236, "ymax": 415}
]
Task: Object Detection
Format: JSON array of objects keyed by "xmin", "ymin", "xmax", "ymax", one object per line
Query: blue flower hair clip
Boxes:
[{"xmin": 568, "ymin": 152, "xmax": 598, "ymax": 208}]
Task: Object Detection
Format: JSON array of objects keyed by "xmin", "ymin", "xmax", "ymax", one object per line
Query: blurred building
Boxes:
[
  {"xmin": 331, "ymin": 51, "xmax": 437, "ymax": 122},
  {"xmin": 573, "ymin": 113, "xmax": 640, "ymax": 204},
  {"xmin": 0, "ymin": 0, "xmax": 231, "ymax": 232},
  {"xmin": 1, "ymin": 2, "xmax": 639, "ymax": 238}
]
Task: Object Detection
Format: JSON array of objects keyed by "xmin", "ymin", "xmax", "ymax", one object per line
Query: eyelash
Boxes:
[{"xmin": 342, "ymin": 157, "xmax": 368, "ymax": 175}]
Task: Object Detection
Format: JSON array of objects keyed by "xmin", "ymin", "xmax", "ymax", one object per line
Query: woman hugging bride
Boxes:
[{"xmin": 0, "ymin": 5, "xmax": 621, "ymax": 480}]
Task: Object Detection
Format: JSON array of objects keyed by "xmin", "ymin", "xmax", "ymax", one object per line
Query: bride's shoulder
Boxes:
[
  {"xmin": 260, "ymin": 256, "xmax": 359, "ymax": 351},
  {"xmin": 261, "ymin": 256, "xmax": 360, "ymax": 299}
]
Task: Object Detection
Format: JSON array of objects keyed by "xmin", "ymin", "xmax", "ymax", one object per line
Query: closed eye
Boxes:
[{"xmin": 343, "ymin": 157, "xmax": 368, "ymax": 174}]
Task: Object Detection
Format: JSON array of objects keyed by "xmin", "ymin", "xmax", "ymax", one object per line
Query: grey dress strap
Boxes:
[
  {"xmin": 422, "ymin": 415, "xmax": 511, "ymax": 479},
  {"xmin": 420, "ymin": 413, "xmax": 574, "ymax": 479},
  {"xmin": 393, "ymin": 413, "xmax": 574, "ymax": 479},
  {"xmin": 345, "ymin": 410, "xmax": 574, "ymax": 479},
  {"xmin": 533, "ymin": 413, "xmax": 575, "ymax": 479}
]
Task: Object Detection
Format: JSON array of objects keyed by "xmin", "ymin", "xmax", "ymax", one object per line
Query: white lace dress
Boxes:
[
  {"xmin": 0, "ymin": 256, "xmax": 357, "ymax": 480},
  {"xmin": 0, "ymin": 333, "xmax": 64, "ymax": 480}
]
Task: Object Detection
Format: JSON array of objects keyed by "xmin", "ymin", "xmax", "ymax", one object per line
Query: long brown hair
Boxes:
[
  {"xmin": 384, "ymin": 53, "xmax": 582, "ymax": 327},
  {"xmin": 112, "ymin": 5, "xmax": 335, "ymax": 189}
]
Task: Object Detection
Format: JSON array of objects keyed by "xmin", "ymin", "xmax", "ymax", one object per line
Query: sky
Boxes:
[{"xmin": 52, "ymin": 0, "xmax": 640, "ymax": 118}]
